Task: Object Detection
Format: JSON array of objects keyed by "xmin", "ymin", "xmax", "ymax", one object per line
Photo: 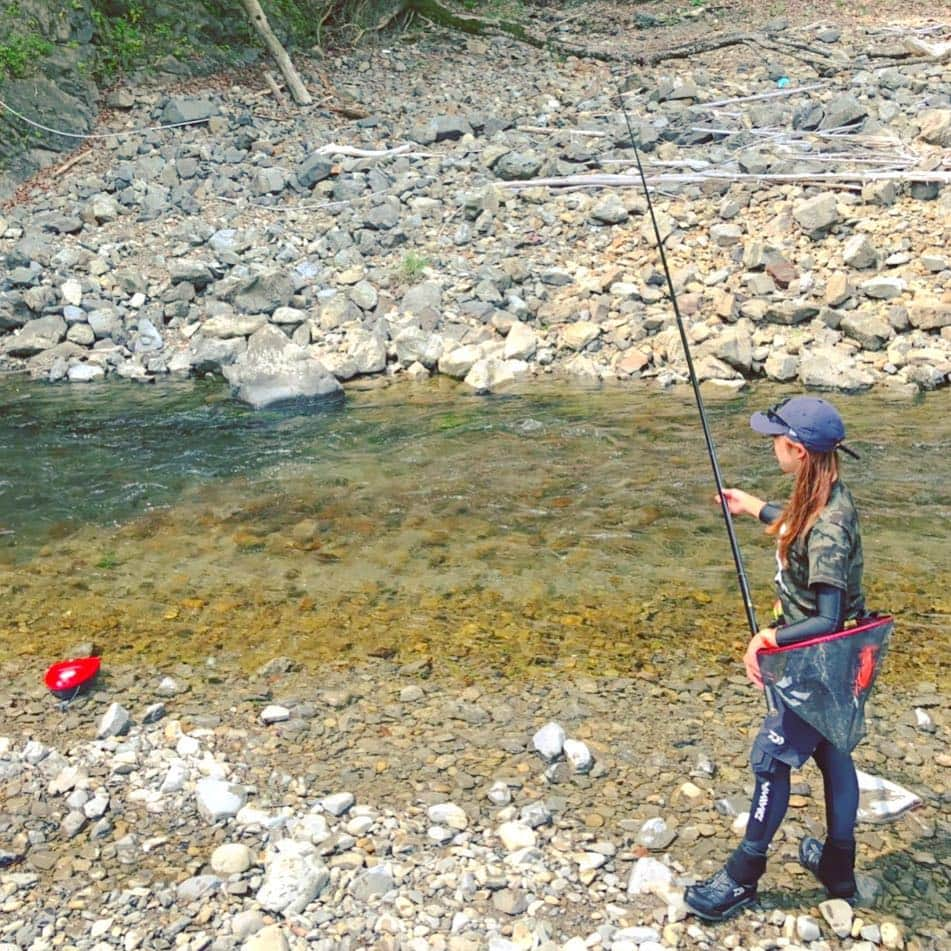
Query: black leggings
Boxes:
[{"xmin": 742, "ymin": 740, "xmax": 859, "ymax": 855}]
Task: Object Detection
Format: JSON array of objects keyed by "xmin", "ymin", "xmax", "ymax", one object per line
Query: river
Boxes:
[{"xmin": 0, "ymin": 377, "xmax": 947, "ymax": 683}]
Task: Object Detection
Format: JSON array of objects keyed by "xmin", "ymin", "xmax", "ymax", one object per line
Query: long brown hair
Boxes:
[{"xmin": 767, "ymin": 447, "xmax": 839, "ymax": 564}]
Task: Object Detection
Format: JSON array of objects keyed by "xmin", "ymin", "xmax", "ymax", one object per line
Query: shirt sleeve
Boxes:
[
  {"xmin": 774, "ymin": 584, "xmax": 845, "ymax": 646},
  {"xmin": 807, "ymin": 517, "xmax": 852, "ymax": 590}
]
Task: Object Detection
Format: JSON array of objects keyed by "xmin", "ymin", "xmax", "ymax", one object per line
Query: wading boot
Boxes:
[
  {"xmin": 798, "ymin": 836, "xmax": 857, "ymax": 900},
  {"xmin": 685, "ymin": 845, "xmax": 765, "ymax": 922}
]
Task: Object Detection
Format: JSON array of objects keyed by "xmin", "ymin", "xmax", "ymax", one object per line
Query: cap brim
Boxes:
[{"xmin": 750, "ymin": 411, "xmax": 787, "ymax": 436}]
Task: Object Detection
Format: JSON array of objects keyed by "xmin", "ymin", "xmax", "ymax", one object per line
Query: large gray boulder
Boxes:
[
  {"xmin": 3, "ymin": 315, "xmax": 66, "ymax": 357},
  {"xmin": 223, "ymin": 325, "xmax": 342, "ymax": 409},
  {"xmin": 161, "ymin": 97, "xmax": 219, "ymax": 124}
]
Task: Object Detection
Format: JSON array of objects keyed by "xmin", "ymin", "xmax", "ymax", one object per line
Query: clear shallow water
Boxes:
[{"xmin": 0, "ymin": 375, "xmax": 947, "ymax": 680}]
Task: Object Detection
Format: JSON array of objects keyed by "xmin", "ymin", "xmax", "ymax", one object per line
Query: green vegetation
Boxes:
[
  {"xmin": 90, "ymin": 4, "xmax": 147, "ymax": 78},
  {"xmin": 0, "ymin": 2, "xmax": 53, "ymax": 79},
  {"xmin": 0, "ymin": 31, "xmax": 53, "ymax": 78},
  {"xmin": 400, "ymin": 251, "xmax": 430, "ymax": 281},
  {"xmin": 96, "ymin": 551, "xmax": 119, "ymax": 569}
]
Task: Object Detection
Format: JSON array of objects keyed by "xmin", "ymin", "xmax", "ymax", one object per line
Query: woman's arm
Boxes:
[
  {"xmin": 716, "ymin": 488, "xmax": 768, "ymax": 520},
  {"xmin": 774, "ymin": 584, "xmax": 846, "ymax": 646}
]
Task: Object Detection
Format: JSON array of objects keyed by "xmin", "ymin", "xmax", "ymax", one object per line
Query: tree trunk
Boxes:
[{"xmin": 238, "ymin": 0, "xmax": 313, "ymax": 106}]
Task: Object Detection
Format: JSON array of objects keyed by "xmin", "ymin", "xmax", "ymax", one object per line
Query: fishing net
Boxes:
[{"xmin": 758, "ymin": 615, "xmax": 893, "ymax": 752}]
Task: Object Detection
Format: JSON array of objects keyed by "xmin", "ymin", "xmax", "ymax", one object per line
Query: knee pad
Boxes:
[{"xmin": 751, "ymin": 745, "xmax": 789, "ymax": 781}]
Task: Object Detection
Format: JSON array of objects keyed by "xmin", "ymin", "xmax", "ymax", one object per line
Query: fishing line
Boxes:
[{"xmin": 617, "ymin": 90, "xmax": 760, "ymax": 638}]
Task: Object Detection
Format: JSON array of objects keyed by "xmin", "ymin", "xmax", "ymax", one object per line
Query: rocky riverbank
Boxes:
[
  {"xmin": 1, "ymin": 4, "xmax": 950, "ymax": 403},
  {"xmin": 0, "ymin": 649, "xmax": 946, "ymax": 951}
]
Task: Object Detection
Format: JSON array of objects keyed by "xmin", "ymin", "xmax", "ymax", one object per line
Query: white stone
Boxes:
[
  {"xmin": 627, "ymin": 856, "xmax": 673, "ymax": 896},
  {"xmin": 96, "ymin": 703, "xmax": 131, "ymax": 739},
  {"xmin": 819, "ymin": 898, "xmax": 854, "ymax": 938},
  {"xmin": 244, "ymin": 923, "xmax": 290, "ymax": 951},
  {"xmin": 345, "ymin": 815, "xmax": 374, "ymax": 836},
  {"xmin": 211, "ymin": 843, "xmax": 254, "ymax": 875},
  {"xmin": 159, "ymin": 762, "xmax": 188, "ymax": 794},
  {"xmin": 260, "ymin": 705, "xmax": 290, "ymax": 724},
  {"xmin": 532, "ymin": 721, "xmax": 565, "ymax": 761},
  {"xmin": 563, "ymin": 738, "xmax": 593, "ymax": 773},
  {"xmin": 83, "ymin": 792, "xmax": 110, "ymax": 820},
  {"xmin": 176, "ymin": 735, "xmax": 200, "ymax": 757},
  {"xmin": 235, "ymin": 806, "xmax": 291, "ymax": 831},
  {"xmin": 880, "ymin": 921, "xmax": 903, "ymax": 949},
  {"xmin": 291, "ymin": 812, "xmax": 330, "ymax": 843},
  {"xmin": 488, "ymin": 781, "xmax": 512, "ymax": 805},
  {"xmin": 427, "ymin": 825, "xmax": 454, "ymax": 844},
  {"xmin": 256, "ymin": 839, "xmax": 329, "ymax": 915},
  {"xmin": 497, "ymin": 820, "xmax": 536, "ymax": 851},
  {"xmin": 613, "ymin": 926, "xmax": 661, "ymax": 945},
  {"xmin": 350, "ymin": 864, "xmax": 395, "ymax": 900},
  {"xmin": 504, "ymin": 321, "xmax": 538, "ymax": 360},
  {"xmin": 61, "ymin": 280, "xmax": 83, "ymax": 306},
  {"xmin": 578, "ymin": 851, "xmax": 608, "ymax": 872},
  {"xmin": 321, "ymin": 791, "xmax": 355, "ymax": 816},
  {"xmin": 427, "ymin": 802, "xmax": 468, "ymax": 830},
  {"xmin": 463, "ymin": 357, "xmax": 528, "ymax": 392},
  {"xmin": 195, "ymin": 778, "xmax": 246, "ymax": 823},
  {"xmin": 560, "ymin": 321, "xmax": 601, "ymax": 351},
  {"xmin": 438, "ymin": 343, "xmax": 484, "ymax": 379},
  {"xmin": 796, "ymin": 914, "xmax": 822, "ymax": 942}
]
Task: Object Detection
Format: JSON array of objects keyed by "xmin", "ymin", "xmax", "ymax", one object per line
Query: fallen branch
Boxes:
[
  {"xmin": 238, "ymin": 0, "xmax": 312, "ymax": 106},
  {"xmin": 687, "ymin": 82, "xmax": 827, "ymax": 110},
  {"xmin": 629, "ymin": 31, "xmax": 756, "ymax": 66},
  {"xmin": 516, "ymin": 125, "xmax": 607, "ymax": 137},
  {"xmin": 497, "ymin": 169, "xmax": 951, "ymax": 191},
  {"xmin": 263, "ymin": 70, "xmax": 289, "ymax": 111},
  {"xmin": 312, "ymin": 142, "xmax": 430, "ymax": 158},
  {"xmin": 52, "ymin": 146, "xmax": 92, "ymax": 178}
]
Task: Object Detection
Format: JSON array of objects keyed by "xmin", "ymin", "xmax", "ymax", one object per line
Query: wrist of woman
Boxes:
[{"xmin": 758, "ymin": 627, "xmax": 778, "ymax": 647}]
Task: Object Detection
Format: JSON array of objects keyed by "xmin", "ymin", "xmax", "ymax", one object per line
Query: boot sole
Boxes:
[{"xmin": 685, "ymin": 895, "xmax": 758, "ymax": 923}]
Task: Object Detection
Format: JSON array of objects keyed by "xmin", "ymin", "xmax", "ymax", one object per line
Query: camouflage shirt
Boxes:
[{"xmin": 774, "ymin": 480, "xmax": 865, "ymax": 626}]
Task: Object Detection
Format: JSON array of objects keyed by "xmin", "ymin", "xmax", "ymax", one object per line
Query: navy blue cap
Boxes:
[{"xmin": 750, "ymin": 396, "xmax": 858, "ymax": 457}]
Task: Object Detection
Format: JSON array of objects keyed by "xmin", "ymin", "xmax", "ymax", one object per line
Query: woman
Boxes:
[{"xmin": 685, "ymin": 395, "xmax": 866, "ymax": 922}]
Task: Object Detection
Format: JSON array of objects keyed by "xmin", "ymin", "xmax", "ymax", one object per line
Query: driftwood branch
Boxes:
[
  {"xmin": 263, "ymin": 70, "xmax": 289, "ymax": 110},
  {"xmin": 53, "ymin": 146, "xmax": 92, "ymax": 178},
  {"xmin": 630, "ymin": 31, "xmax": 757, "ymax": 66},
  {"xmin": 497, "ymin": 169, "xmax": 951, "ymax": 191},
  {"xmin": 238, "ymin": 0, "xmax": 312, "ymax": 106},
  {"xmin": 312, "ymin": 143, "xmax": 430, "ymax": 158}
]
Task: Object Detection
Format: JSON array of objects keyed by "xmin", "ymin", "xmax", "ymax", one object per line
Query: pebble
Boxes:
[
  {"xmin": 211, "ymin": 843, "xmax": 255, "ymax": 875},
  {"xmin": 260, "ymin": 704, "xmax": 290, "ymax": 724},
  {"xmin": 819, "ymin": 898, "xmax": 854, "ymax": 938},
  {"xmin": 96, "ymin": 702, "xmax": 132, "ymax": 739},
  {"xmin": 321, "ymin": 792, "xmax": 355, "ymax": 816}
]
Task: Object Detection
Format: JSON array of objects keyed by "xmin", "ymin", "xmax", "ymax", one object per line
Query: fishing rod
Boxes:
[{"xmin": 618, "ymin": 91, "xmax": 760, "ymax": 638}]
